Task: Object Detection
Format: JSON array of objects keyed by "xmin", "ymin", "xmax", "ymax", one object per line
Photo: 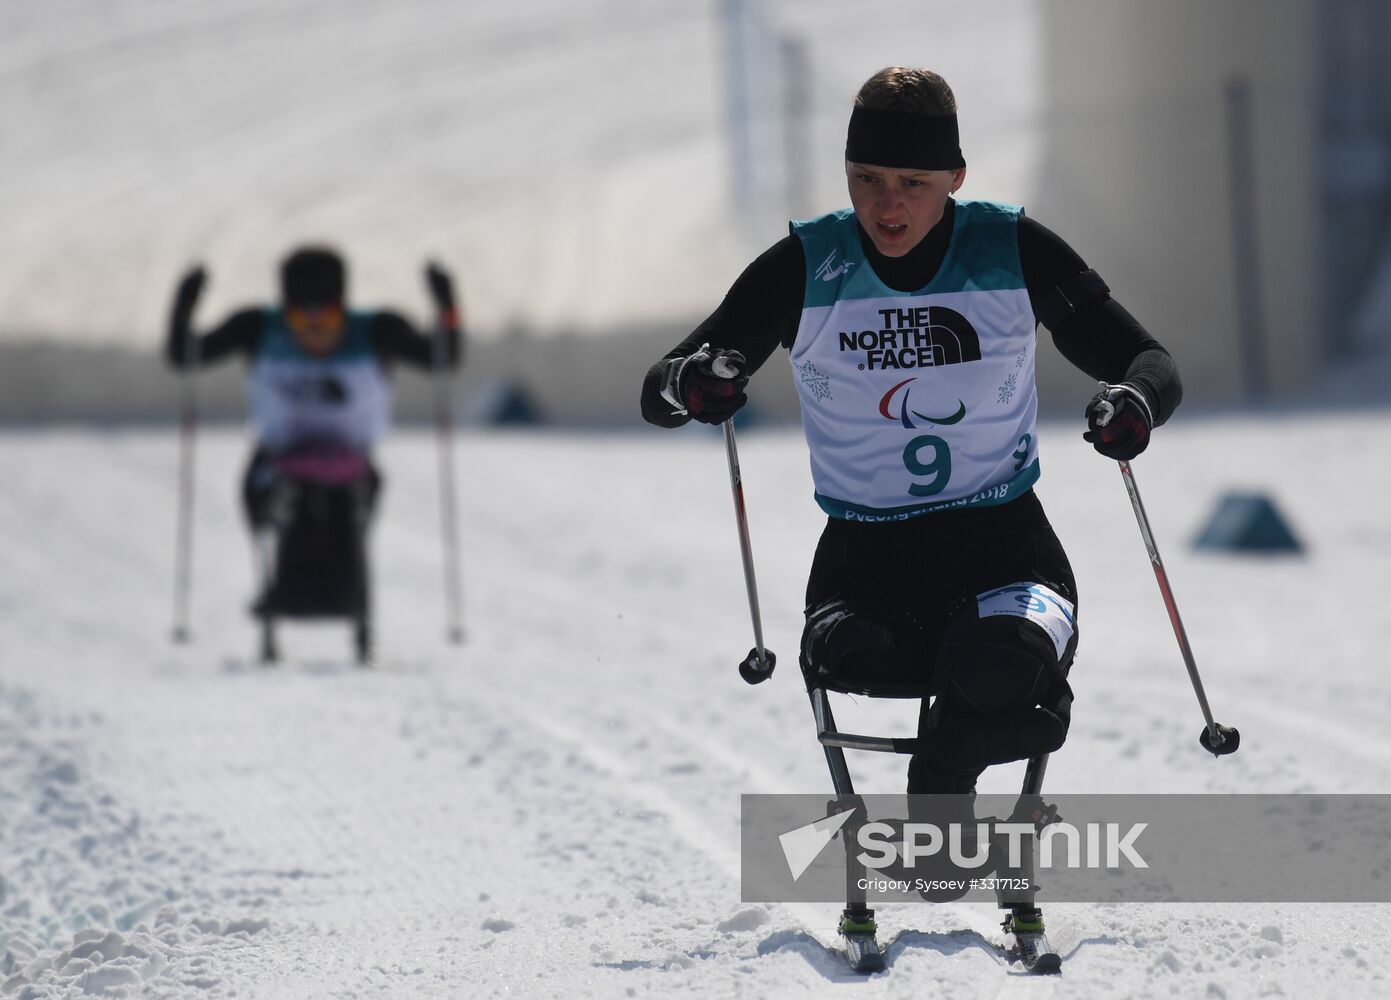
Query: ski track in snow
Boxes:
[{"xmin": 2, "ymin": 415, "xmax": 1390, "ymax": 997}]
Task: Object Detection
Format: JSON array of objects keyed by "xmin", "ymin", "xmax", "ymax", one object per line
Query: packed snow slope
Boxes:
[{"xmin": 2, "ymin": 412, "xmax": 1390, "ymax": 998}]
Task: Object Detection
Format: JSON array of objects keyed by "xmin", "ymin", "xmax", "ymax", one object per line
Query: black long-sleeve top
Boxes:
[
  {"xmin": 166, "ymin": 306, "xmax": 462, "ymax": 372},
  {"xmin": 641, "ymin": 200, "xmax": 1180, "ymax": 427}
]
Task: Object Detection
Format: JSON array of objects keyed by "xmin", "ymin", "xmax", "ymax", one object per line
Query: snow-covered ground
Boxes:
[{"xmin": 2, "ymin": 412, "xmax": 1390, "ymax": 998}]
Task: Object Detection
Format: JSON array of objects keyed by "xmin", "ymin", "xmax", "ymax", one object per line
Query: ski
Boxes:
[
  {"xmin": 1001, "ymin": 907, "xmax": 1061, "ymax": 975},
  {"xmin": 825, "ymin": 907, "xmax": 1061, "ymax": 976},
  {"xmin": 839, "ymin": 908, "xmax": 885, "ymax": 973}
]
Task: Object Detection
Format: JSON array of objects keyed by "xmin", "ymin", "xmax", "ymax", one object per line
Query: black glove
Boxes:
[
  {"xmin": 1083, "ymin": 383, "xmax": 1153, "ymax": 461},
  {"xmin": 173, "ymin": 265, "xmax": 207, "ymax": 315},
  {"xmin": 659, "ymin": 345, "xmax": 750, "ymax": 425},
  {"xmin": 424, "ymin": 261, "xmax": 457, "ymax": 314},
  {"xmin": 167, "ymin": 265, "xmax": 207, "ymax": 367}
]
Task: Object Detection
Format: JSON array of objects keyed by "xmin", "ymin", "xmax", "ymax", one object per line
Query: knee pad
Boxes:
[
  {"xmin": 800, "ymin": 599, "xmax": 925, "ymax": 693},
  {"xmin": 919, "ymin": 706, "xmax": 1069, "ymax": 772},
  {"xmin": 935, "ymin": 613, "xmax": 1059, "ymax": 717},
  {"xmin": 918, "ymin": 609, "xmax": 1075, "ymax": 772},
  {"xmin": 801, "ymin": 599, "xmax": 896, "ymax": 674}
]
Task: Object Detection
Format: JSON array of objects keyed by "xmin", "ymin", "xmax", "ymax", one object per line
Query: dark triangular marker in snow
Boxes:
[
  {"xmin": 1192, "ymin": 492, "xmax": 1303, "ymax": 554},
  {"xmin": 461, "ymin": 378, "xmax": 545, "ymax": 426}
]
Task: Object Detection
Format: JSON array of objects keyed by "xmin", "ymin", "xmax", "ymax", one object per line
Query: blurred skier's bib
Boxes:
[{"xmin": 248, "ymin": 310, "xmax": 391, "ymax": 452}]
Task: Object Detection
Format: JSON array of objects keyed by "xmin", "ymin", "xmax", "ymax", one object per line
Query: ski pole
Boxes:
[
  {"xmin": 1093, "ymin": 391, "xmax": 1239, "ymax": 756},
  {"xmin": 432, "ymin": 302, "xmax": 465, "ymax": 645},
  {"xmin": 171, "ymin": 333, "xmax": 199, "ymax": 643},
  {"xmin": 1113, "ymin": 459, "xmax": 1237, "ymax": 755},
  {"xmin": 720, "ymin": 411, "xmax": 776, "ymax": 684}
]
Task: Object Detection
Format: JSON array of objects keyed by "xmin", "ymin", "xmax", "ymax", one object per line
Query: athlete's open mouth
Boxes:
[{"xmin": 877, "ymin": 222, "xmax": 908, "ymax": 240}]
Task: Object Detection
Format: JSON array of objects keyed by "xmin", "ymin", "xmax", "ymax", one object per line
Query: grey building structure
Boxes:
[{"xmin": 1034, "ymin": 0, "xmax": 1391, "ymax": 406}]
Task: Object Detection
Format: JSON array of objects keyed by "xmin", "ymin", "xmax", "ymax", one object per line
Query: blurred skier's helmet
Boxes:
[{"xmin": 281, "ymin": 246, "xmax": 347, "ymax": 355}]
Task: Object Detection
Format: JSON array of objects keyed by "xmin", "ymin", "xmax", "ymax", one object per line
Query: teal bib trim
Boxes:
[
  {"xmin": 792, "ymin": 200, "xmax": 1025, "ymax": 310},
  {"xmin": 257, "ymin": 309, "xmax": 376, "ymax": 362},
  {"xmin": 814, "ymin": 459, "xmax": 1040, "ymax": 522}
]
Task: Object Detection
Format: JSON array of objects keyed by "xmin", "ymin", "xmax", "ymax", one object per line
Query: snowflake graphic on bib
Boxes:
[{"xmin": 798, "ymin": 361, "xmax": 833, "ymax": 401}]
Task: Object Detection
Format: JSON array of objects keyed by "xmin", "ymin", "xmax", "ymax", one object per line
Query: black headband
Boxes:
[{"xmin": 845, "ymin": 106, "xmax": 965, "ymax": 171}]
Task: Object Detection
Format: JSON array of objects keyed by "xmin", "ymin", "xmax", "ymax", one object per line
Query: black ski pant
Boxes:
[
  {"xmin": 242, "ymin": 446, "xmax": 381, "ymax": 620},
  {"xmin": 798, "ymin": 491, "xmax": 1078, "ymax": 794},
  {"xmin": 241, "ymin": 447, "xmax": 380, "ymax": 531}
]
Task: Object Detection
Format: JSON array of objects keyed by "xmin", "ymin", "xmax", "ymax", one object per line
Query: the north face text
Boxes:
[{"xmin": 839, "ymin": 307, "xmax": 983, "ymax": 371}]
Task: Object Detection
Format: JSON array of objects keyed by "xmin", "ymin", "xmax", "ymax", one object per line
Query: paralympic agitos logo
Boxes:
[
  {"xmin": 840, "ymin": 305, "xmax": 982, "ymax": 372},
  {"xmin": 879, "ymin": 378, "xmax": 966, "ymax": 429}
]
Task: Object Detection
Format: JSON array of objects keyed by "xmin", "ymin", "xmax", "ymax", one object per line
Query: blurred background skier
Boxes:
[
  {"xmin": 165, "ymin": 245, "xmax": 462, "ymax": 663},
  {"xmin": 640, "ymin": 66, "xmax": 1183, "ymax": 952}
]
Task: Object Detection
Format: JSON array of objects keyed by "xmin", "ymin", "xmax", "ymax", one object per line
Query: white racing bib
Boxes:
[
  {"xmin": 247, "ymin": 310, "xmax": 392, "ymax": 452},
  {"xmin": 789, "ymin": 201, "xmax": 1040, "ymax": 521}
]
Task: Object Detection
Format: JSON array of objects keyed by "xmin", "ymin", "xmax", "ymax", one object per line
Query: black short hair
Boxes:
[{"xmin": 280, "ymin": 246, "xmax": 346, "ymax": 306}]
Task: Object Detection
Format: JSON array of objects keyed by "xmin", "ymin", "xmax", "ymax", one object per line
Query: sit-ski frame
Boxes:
[{"xmin": 808, "ymin": 684, "xmax": 1049, "ymax": 927}]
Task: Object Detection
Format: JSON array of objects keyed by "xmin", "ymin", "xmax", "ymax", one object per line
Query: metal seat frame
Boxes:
[{"xmin": 807, "ymin": 684, "xmax": 1049, "ymax": 925}]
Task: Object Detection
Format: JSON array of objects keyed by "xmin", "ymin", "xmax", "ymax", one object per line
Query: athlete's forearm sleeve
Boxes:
[
  {"xmin": 639, "ymin": 236, "xmax": 804, "ymax": 427},
  {"xmin": 369, "ymin": 311, "xmax": 450, "ymax": 370},
  {"xmin": 166, "ymin": 309, "xmax": 262, "ymax": 368},
  {"xmin": 1019, "ymin": 216, "xmax": 1182, "ymax": 426},
  {"xmin": 1050, "ymin": 298, "xmax": 1183, "ymax": 426}
]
